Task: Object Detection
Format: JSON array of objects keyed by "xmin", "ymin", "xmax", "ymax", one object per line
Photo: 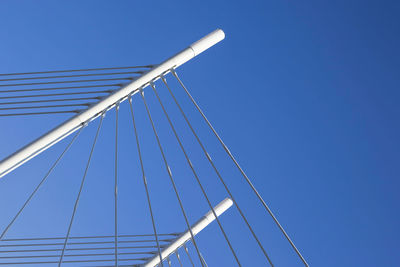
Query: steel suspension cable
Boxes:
[
  {"xmin": 161, "ymin": 76, "xmax": 274, "ymax": 266},
  {"xmin": 200, "ymin": 252, "xmax": 208, "ymax": 267},
  {"xmin": 150, "ymin": 83, "xmax": 241, "ymax": 266},
  {"xmin": 0, "ymin": 110, "xmax": 81, "ymax": 116},
  {"xmin": 0, "ymin": 65, "xmax": 153, "ymax": 77},
  {"xmin": 0, "ymin": 77, "xmax": 135, "ymax": 88},
  {"xmin": 0, "ymin": 103, "xmax": 94, "ymax": 111},
  {"xmin": 0, "ymin": 84, "xmax": 121, "ymax": 94},
  {"xmin": 0, "ymin": 91, "xmax": 112, "ymax": 100},
  {"xmin": 114, "ymin": 103, "xmax": 119, "ymax": 267},
  {"xmin": 0, "ymin": 97, "xmax": 102, "ymax": 106},
  {"xmin": 0, "ymin": 128, "xmax": 83, "ymax": 241},
  {"xmin": 175, "ymin": 252, "xmax": 183, "ymax": 267},
  {"xmin": 139, "ymin": 90, "xmax": 204, "ymax": 267},
  {"xmin": 171, "ymin": 70, "xmax": 309, "ymax": 266},
  {"xmin": 58, "ymin": 114, "xmax": 105, "ymax": 267},
  {"xmin": 183, "ymin": 245, "xmax": 194, "ymax": 267},
  {"xmin": 0, "ymin": 71, "xmax": 143, "ymax": 83},
  {"xmin": 128, "ymin": 96, "xmax": 164, "ymax": 267}
]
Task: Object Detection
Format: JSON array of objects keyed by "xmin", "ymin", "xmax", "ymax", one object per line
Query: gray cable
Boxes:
[
  {"xmin": 58, "ymin": 115, "xmax": 104, "ymax": 267},
  {"xmin": 0, "ymin": 239, "xmax": 172, "ymax": 248},
  {"xmin": 0, "ymin": 103, "xmax": 94, "ymax": 111},
  {"xmin": 0, "ymin": 128, "xmax": 83, "ymax": 241},
  {"xmin": 151, "ymin": 82, "xmax": 241, "ymax": 266},
  {"xmin": 0, "ymin": 90, "xmax": 113, "ymax": 100},
  {"xmin": 183, "ymin": 245, "xmax": 194, "ymax": 267},
  {"xmin": 175, "ymin": 252, "xmax": 183, "ymax": 267},
  {"xmin": 0, "ymin": 71, "xmax": 143, "ymax": 83},
  {"xmin": 0, "ymin": 77, "xmax": 135, "ymax": 88},
  {"xmin": 0, "ymin": 84, "xmax": 121, "ymax": 94},
  {"xmin": 0, "ymin": 97, "xmax": 102, "ymax": 106},
  {"xmin": 162, "ymin": 76, "xmax": 274, "ymax": 266},
  {"xmin": 0, "ymin": 257, "xmax": 149, "ymax": 265},
  {"xmin": 0, "ymin": 65, "xmax": 153, "ymax": 77},
  {"xmin": 128, "ymin": 96, "xmax": 164, "ymax": 267},
  {"xmin": 114, "ymin": 103, "xmax": 119, "ymax": 267},
  {"xmin": 140, "ymin": 90, "xmax": 204, "ymax": 267},
  {"xmin": 0, "ymin": 110, "xmax": 81, "ymax": 116},
  {"xmin": 172, "ymin": 70, "xmax": 308, "ymax": 266},
  {"xmin": 1, "ymin": 233, "xmax": 179, "ymax": 242}
]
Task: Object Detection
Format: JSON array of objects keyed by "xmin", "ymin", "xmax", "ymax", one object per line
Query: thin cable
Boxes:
[
  {"xmin": 0, "ymin": 77, "xmax": 135, "ymax": 88},
  {"xmin": 0, "ymin": 110, "xmax": 81, "ymax": 116},
  {"xmin": 0, "ymin": 128, "xmax": 83, "ymax": 241},
  {"xmin": 200, "ymin": 252, "xmax": 208, "ymax": 267},
  {"xmin": 1, "ymin": 233, "xmax": 179, "ymax": 242},
  {"xmin": 0, "ymin": 103, "xmax": 94, "ymax": 111},
  {"xmin": 0, "ymin": 252, "xmax": 154, "ymax": 260},
  {"xmin": 0, "ymin": 247, "xmax": 157, "ymax": 254},
  {"xmin": 0, "ymin": 97, "xmax": 102, "ymax": 106},
  {"xmin": 0, "ymin": 65, "xmax": 153, "ymax": 77},
  {"xmin": 175, "ymin": 252, "xmax": 183, "ymax": 267},
  {"xmin": 0, "ymin": 71, "xmax": 143, "ymax": 83},
  {"xmin": 0, "ymin": 84, "xmax": 121, "ymax": 94},
  {"xmin": 0, "ymin": 90, "xmax": 113, "ymax": 100},
  {"xmin": 114, "ymin": 103, "xmax": 119, "ymax": 267},
  {"xmin": 183, "ymin": 245, "xmax": 194, "ymax": 267},
  {"xmin": 128, "ymin": 96, "xmax": 164, "ymax": 267},
  {"xmin": 151, "ymin": 82, "xmax": 241, "ymax": 266},
  {"xmin": 58, "ymin": 115, "xmax": 104, "ymax": 267},
  {"xmin": 162, "ymin": 76, "xmax": 274, "ymax": 266},
  {"xmin": 140, "ymin": 90, "xmax": 204, "ymax": 267},
  {"xmin": 172, "ymin": 70, "xmax": 308, "ymax": 266},
  {"xmin": 0, "ymin": 257, "xmax": 149, "ymax": 265},
  {"xmin": 0, "ymin": 239, "xmax": 172, "ymax": 248}
]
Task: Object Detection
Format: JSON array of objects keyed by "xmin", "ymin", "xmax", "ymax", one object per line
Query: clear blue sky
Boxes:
[{"xmin": 0, "ymin": 1, "xmax": 399, "ymax": 266}]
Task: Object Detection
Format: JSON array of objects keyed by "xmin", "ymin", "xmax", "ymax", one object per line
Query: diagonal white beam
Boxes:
[
  {"xmin": 143, "ymin": 198, "xmax": 233, "ymax": 267},
  {"xmin": 0, "ymin": 29, "xmax": 225, "ymax": 178}
]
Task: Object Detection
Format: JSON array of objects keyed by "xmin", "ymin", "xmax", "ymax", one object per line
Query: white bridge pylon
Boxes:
[{"xmin": 0, "ymin": 29, "xmax": 225, "ymax": 178}]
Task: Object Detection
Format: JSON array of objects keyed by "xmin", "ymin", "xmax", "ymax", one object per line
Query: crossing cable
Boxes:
[
  {"xmin": 183, "ymin": 245, "xmax": 194, "ymax": 267},
  {"xmin": 139, "ymin": 89, "xmax": 205, "ymax": 267},
  {"xmin": 0, "ymin": 66, "xmax": 153, "ymax": 77},
  {"xmin": 0, "ymin": 71, "xmax": 143, "ymax": 83},
  {"xmin": 161, "ymin": 76, "xmax": 274, "ymax": 266},
  {"xmin": 0, "ymin": 251, "xmax": 154, "ymax": 260},
  {"xmin": 128, "ymin": 96, "xmax": 164, "ymax": 267},
  {"xmin": 0, "ymin": 128, "xmax": 84, "ymax": 241},
  {"xmin": 58, "ymin": 114, "xmax": 105, "ymax": 267},
  {"xmin": 0, "ymin": 257, "xmax": 149, "ymax": 265},
  {"xmin": 150, "ymin": 83, "xmax": 241, "ymax": 266},
  {"xmin": 171, "ymin": 70, "xmax": 309, "ymax": 266},
  {"xmin": 114, "ymin": 103, "xmax": 119, "ymax": 267},
  {"xmin": 0, "ymin": 110, "xmax": 82, "ymax": 117},
  {"xmin": 0, "ymin": 84, "xmax": 121, "ymax": 94},
  {"xmin": 0, "ymin": 97, "xmax": 103, "ymax": 106}
]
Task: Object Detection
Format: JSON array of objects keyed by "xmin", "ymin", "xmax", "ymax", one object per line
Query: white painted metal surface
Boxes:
[
  {"xmin": 0, "ymin": 29, "xmax": 225, "ymax": 178},
  {"xmin": 143, "ymin": 198, "xmax": 233, "ymax": 267}
]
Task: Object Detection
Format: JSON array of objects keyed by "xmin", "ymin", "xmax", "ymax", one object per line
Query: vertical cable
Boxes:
[
  {"xmin": 58, "ymin": 114, "xmax": 105, "ymax": 267},
  {"xmin": 114, "ymin": 103, "xmax": 119, "ymax": 267},
  {"xmin": 172, "ymin": 70, "xmax": 308, "ymax": 266},
  {"xmin": 0, "ymin": 127, "xmax": 83, "ymax": 241},
  {"xmin": 151, "ymin": 82, "xmax": 241, "ymax": 266},
  {"xmin": 183, "ymin": 244, "xmax": 195, "ymax": 267},
  {"xmin": 128, "ymin": 96, "xmax": 164, "ymax": 267},
  {"xmin": 200, "ymin": 252, "xmax": 209, "ymax": 267},
  {"xmin": 139, "ymin": 89, "xmax": 204, "ymax": 267},
  {"xmin": 175, "ymin": 251, "xmax": 183, "ymax": 267},
  {"xmin": 162, "ymin": 76, "xmax": 274, "ymax": 266}
]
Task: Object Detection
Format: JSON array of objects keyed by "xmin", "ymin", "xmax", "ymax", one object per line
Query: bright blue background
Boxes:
[{"xmin": 0, "ymin": 1, "xmax": 399, "ymax": 266}]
